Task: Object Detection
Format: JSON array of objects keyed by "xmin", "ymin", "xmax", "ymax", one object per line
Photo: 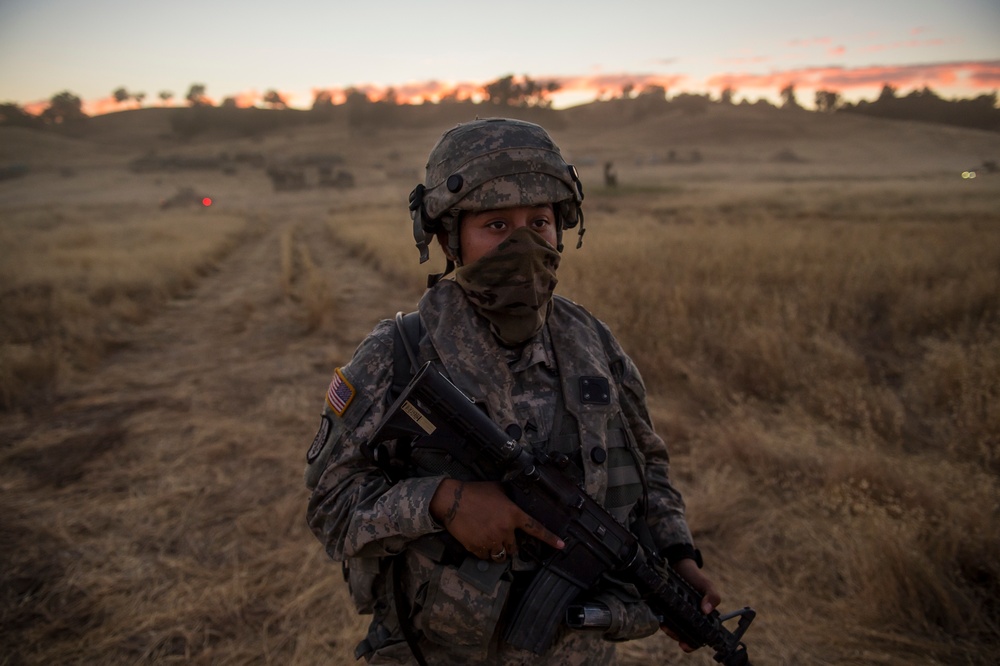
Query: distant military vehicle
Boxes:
[{"xmin": 160, "ymin": 187, "xmax": 214, "ymax": 209}]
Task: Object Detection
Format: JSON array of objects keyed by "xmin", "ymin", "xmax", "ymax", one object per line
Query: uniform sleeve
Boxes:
[
  {"xmin": 306, "ymin": 320, "xmax": 446, "ymax": 561},
  {"xmin": 602, "ymin": 323, "xmax": 695, "ymax": 552}
]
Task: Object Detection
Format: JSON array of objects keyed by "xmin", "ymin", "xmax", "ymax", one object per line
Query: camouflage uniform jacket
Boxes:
[{"xmin": 306, "ymin": 280, "xmax": 693, "ymax": 664}]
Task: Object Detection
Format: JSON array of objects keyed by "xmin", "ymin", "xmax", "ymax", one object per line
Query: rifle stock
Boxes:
[{"xmin": 368, "ymin": 362, "xmax": 756, "ymax": 665}]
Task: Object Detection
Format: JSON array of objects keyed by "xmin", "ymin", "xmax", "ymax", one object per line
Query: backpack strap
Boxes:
[
  {"xmin": 389, "ymin": 311, "xmax": 430, "ymax": 666},
  {"xmin": 391, "ymin": 311, "xmax": 423, "ymax": 399}
]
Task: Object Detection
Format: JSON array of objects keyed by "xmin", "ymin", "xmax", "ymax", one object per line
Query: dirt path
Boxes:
[{"xmin": 1, "ymin": 202, "xmax": 419, "ymax": 664}]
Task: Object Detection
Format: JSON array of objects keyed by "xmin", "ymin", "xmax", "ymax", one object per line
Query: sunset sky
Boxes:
[{"xmin": 1, "ymin": 0, "xmax": 998, "ymax": 115}]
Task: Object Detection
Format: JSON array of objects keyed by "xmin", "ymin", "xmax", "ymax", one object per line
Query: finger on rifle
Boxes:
[{"xmin": 517, "ymin": 512, "xmax": 564, "ymax": 550}]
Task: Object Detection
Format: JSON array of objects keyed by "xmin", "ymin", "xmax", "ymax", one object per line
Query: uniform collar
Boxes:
[{"xmin": 505, "ymin": 324, "xmax": 556, "ymax": 373}]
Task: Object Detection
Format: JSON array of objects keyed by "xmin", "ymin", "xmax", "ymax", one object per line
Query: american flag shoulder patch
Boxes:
[{"xmin": 326, "ymin": 368, "xmax": 356, "ymax": 416}]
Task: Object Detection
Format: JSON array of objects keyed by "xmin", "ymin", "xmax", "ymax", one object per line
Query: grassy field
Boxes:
[
  {"xmin": 328, "ymin": 176, "xmax": 1000, "ymax": 664},
  {"xmin": 1, "ymin": 104, "xmax": 999, "ymax": 664}
]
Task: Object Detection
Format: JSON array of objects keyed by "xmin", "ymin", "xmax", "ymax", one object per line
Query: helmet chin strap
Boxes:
[
  {"xmin": 574, "ymin": 208, "xmax": 586, "ymax": 249},
  {"xmin": 426, "ymin": 211, "xmax": 461, "ymax": 288},
  {"xmin": 409, "ymin": 184, "xmax": 432, "ymax": 264},
  {"xmin": 425, "ymin": 258, "xmax": 455, "ymax": 289}
]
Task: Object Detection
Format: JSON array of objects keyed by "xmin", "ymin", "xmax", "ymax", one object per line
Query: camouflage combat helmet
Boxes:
[{"xmin": 409, "ymin": 118, "xmax": 585, "ymax": 284}]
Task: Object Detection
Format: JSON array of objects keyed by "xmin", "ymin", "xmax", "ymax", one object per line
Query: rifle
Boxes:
[{"xmin": 366, "ymin": 362, "xmax": 756, "ymax": 665}]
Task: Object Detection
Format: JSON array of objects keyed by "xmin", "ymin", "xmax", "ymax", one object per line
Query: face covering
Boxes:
[{"xmin": 455, "ymin": 227, "xmax": 561, "ymax": 346}]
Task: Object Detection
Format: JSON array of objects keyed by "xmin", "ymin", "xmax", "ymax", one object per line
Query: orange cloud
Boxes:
[{"xmin": 707, "ymin": 60, "xmax": 1000, "ymax": 95}]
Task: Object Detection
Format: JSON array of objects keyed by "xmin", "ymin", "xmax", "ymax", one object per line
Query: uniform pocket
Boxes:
[
  {"xmin": 345, "ymin": 556, "xmax": 384, "ymax": 614},
  {"xmin": 418, "ymin": 558, "xmax": 511, "ymax": 651}
]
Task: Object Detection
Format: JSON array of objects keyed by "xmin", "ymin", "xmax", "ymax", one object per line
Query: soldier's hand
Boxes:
[
  {"xmin": 661, "ymin": 558, "xmax": 722, "ymax": 652},
  {"xmin": 430, "ymin": 479, "xmax": 564, "ymax": 561}
]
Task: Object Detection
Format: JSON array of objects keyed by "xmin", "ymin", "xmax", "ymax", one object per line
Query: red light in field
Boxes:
[{"xmin": 201, "ymin": 197, "xmax": 213, "ymax": 206}]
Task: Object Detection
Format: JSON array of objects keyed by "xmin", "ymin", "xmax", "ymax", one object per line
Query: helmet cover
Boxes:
[{"xmin": 409, "ymin": 118, "xmax": 585, "ymax": 277}]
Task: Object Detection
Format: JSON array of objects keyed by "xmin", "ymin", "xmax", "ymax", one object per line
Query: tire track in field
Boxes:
[{"xmin": 0, "ymin": 202, "xmax": 417, "ymax": 663}]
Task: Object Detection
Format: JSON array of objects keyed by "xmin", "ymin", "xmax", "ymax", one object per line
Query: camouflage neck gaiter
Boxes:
[{"xmin": 455, "ymin": 227, "xmax": 561, "ymax": 346}]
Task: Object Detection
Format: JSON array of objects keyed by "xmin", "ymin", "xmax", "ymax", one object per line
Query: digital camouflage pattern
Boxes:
[
  {"xmin": 410, "ymin": 118, "xmax": 585, "ymax": 267},
  {"xmin": 306, "ymin": 280, "xmax": 693, "ymax": 664},
  {"xmin": 421, "ymin": 118, "xmax": 581, "ymax": 221}
]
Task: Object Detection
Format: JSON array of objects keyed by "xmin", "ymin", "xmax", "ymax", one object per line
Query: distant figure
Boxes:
[{"xmin": 604, "ymin": 160, "xmax": 618, "ymax": 188}]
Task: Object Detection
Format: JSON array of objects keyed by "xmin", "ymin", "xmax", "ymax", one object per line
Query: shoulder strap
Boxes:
[
  {"xmin": 388, "ymin": 312, "xmax": 431, "ymax": 666},
  {"xmin": 391, "ymin": 311, "xmax": 423, "ymax": 399}
]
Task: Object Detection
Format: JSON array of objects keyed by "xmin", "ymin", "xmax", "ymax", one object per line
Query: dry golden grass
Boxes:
[
  {"xmin": 0, "ymin": 205, "xmax": 251, "ymax": 409},
  {"xmin": 333, "ymin": 176, "xmax": 1000, "ymax": 664},
  {"xmin": 2, "ymin": 107, "xmax": 999, "ymax": 665},
  {"xmin": 280, "ymin": 223, "xmax": 338, "ymax": 333}
]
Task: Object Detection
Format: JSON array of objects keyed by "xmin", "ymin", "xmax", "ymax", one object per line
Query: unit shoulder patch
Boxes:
[
  {"xmin": 326, "ymin": 368, "xmax": 356, "ymax": 416},
  {"xmin": 306, "ymin": 414, "xmax": 332, "ymax": 463}
]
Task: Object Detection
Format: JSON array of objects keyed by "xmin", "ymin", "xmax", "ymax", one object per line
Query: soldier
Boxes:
[{"xmin": 305, "ymin": 118, "xmax": 720, "ymax": 664}]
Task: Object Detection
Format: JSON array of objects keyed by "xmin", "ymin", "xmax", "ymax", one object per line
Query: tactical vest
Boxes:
[
  {"xmin": 395, "ymin": 282, "xmax": 647, "ymax": 525},
  {"xmin": 351, "ymin": 283, "xmax": 653, "ymax": 661}
]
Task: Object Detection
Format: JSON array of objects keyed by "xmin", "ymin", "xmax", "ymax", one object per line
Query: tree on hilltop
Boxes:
[
  {"xmin": 629, "ymin": 84, "xmax": 669, "ymax": 120},
  {"xmin": 840, "ymin": 84, "xmax": 1000, "ymax": 131},
  {"xmin": 483, "ymin": 74, "xmax": 561, "ymax": 107},
  {"xmin": 186, "ymin": 83, "xmax": 212, "ymax": 107},
  {"xmin": 780, "ymin": 83, "xmax": 801, "ymax": 109},
  {"xmin": 159, "ymin": 90, "xmax": 174, "ymax": 105},
  {"xmin": 41, "ymin": 91, "xmax": 88, "ymax": 126},
  {"xmin": 673, "ymin": 92, "xmax": 711, "ymax": 115},
  {"xmin": 815, "ymin": 90, "xmax": 840, "ymax": 113},
  {"xmin": 263, "ymin": 90, "xmax": 288, "ymax": 109},
  {"xmin": 312, "ymin": 90, "xmax": 334, "ymax": 110},
  {"xmin": 878, "ymin": 83, "xmax": 897, "ymax": 103},
  {"xmin": 112, "ymin": 87, "xmax": 146, "ymax": 109},
  {"xmin": 380, "ymin": 87, "xmax": 398, "ymax": 105},
  {"xmin": 639, "ymin": 84, "xmax": 667, "ymax": 100},
  {"xmin": 485, "ymin": 75, "xmax": 516, "ymax": 105},
  {"xmin": 0, "ymin": 102, "xmax": 45, "ymax": 128}
]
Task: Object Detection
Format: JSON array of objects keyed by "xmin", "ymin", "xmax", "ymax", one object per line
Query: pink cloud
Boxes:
[{"xmin": 706, "ymin": 60, "xmax": 1000, "ymax": 95}]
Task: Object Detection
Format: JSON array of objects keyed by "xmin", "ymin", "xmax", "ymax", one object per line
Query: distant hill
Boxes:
[{"xmin": 3, "ymin": 101, "xmax": 999, "ymax": 179}]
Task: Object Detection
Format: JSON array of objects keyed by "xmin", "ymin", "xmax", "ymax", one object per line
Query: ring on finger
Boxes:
[{"xmin": 491, "ymin": 546, "xmax": 507, "ymax": 561}]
